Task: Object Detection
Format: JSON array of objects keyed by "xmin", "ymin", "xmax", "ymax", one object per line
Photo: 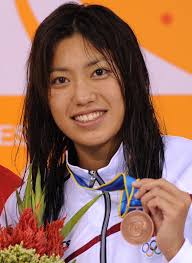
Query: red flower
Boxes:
[
  {"xmin": 0, "ymin": 208, "xmax": 66, "ymax": 257},
  {"xmin": 17, "ymin": 208, "xmax": 38, "ymax": 232},
  {"xmin": 33, "ymin": 226, "xmax": 47, "ymax": 255},
  {"xmin": 0, "ymin": 226, "xmax": 13, "ymax": 249},
  {"xmin": 46, "ymin": 219, "xmax": 66, "ymax": 257}
]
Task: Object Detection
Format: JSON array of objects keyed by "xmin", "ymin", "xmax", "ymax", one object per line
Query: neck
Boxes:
[{"xmin": 74, "ymin": 139, "xmax": 122, "ymax": 171}]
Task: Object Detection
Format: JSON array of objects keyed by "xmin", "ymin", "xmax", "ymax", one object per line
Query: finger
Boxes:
[
  {"xmin": 132, "ymin": 178, "xmax": 154, "ymax": 189},
  {"xmin": 149, "ymin": 206, "xmax": 163, "ymax": 235},
  {"xmin": 147, "ymin": 195, "xmax": 178, "ymax": 220},
  {"xmin": 135, "ymin": 181, "xmax": 192, "ymax": 212},
  {"xmin": 133, "ymin": 178, "xmax": 181, "ymax": 199},
  {"xmin": 140, "ymin": 187, "xmax": 177, "ymax": 212},
  {"xmin": 132, "ymin": 179, "xmax": 155, "ymax": 199}
]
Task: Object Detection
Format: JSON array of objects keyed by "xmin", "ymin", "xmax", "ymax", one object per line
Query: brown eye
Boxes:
[
  {"xmin": 57, "ymin": 77, "xmax": 65, "ymax": 83},
  {"xmin": 92, "ymin": 68, "xmax": 110, "ymax": 79},
  {"xmin": 95, "ymin": 69, "xmax": 104, "ymax": 76},
  {"xmin": 50, "ymin": 76, "xmax": 69, "ymax": 85}
]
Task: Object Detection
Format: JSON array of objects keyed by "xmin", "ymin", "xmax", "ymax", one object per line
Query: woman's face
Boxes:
[{"xmin": 49, "ymin": 33, "xmax": 125, "ymax": 153}]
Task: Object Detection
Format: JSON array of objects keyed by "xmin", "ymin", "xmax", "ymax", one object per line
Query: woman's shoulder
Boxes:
[
  {"xmin": 163, "ymin": 135, "xmax": 192, "ymax": 152},
  {"xmin": 162, "ymin": 135, "xmax": 192, "ymax": 193}
]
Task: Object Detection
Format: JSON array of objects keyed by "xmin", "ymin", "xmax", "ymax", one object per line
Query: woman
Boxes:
[{"xmin": 1, "ymin": 3, "xmax": 192, "ymax": 262}]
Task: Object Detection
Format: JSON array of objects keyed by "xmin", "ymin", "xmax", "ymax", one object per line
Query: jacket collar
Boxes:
[{"xmin": 66, "ymin": 143, "xmax": 127, "ymax": 184}]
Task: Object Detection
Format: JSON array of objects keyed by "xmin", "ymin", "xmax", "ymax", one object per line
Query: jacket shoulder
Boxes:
[{"xmin": 163, "ymin": 135, "xmax": 192, "ymax": 193}]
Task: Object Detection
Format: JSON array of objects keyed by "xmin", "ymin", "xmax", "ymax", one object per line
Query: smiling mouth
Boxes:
[{"xmin": 73, "ymin": 111, "xmax": 106, "ymax": 123}]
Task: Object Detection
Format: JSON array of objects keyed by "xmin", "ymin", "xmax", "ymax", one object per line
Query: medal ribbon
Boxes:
[{"xmin": 66, "ymin": 165, "xmax": 141, "ymax": 218}]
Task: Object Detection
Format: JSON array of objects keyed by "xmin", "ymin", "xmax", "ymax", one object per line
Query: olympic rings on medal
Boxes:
[{"xmin": 141, "ymin": 239, "xmax": 161, "ymax": 257}]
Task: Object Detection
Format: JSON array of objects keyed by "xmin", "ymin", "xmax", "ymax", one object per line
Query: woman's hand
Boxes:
[{"xmin": 132, "ymin": 178, "xmax": 191, "ymax": 261}]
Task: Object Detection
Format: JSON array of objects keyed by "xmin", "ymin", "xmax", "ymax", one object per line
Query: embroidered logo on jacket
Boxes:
[{"xmin": 141, "ymin": 238, "xmax": 161, "ymax": 257}]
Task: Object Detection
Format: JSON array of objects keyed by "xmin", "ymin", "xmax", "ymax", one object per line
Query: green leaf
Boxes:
[
  {"xmin": 35, "ymin": 168, "xmax": 42, "ymax": 204},
  {"xmin": 23, "ymin": 166, "xmax": 33, "ymax": 209},
  {"xmin": 32, "ymin": 168, "xmax": 46, "ymax": 225},
  {"xmin": 16, "ymin": 190, "xmax": 24, "ymax": 215},
  {"xmin": 31, "ymin": 190, "xmax": 35, "ymax": 212},
  {"xmin": 61, "ymin": 194, "xmax": 102, "ymax": 238},
  {"xmin": 35, "ymin": 192, "xmax": 45, "ymax": 226}
]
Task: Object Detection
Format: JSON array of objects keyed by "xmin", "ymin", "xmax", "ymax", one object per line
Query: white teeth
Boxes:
[{"xmin": 74, "ymin": 111, "xmax": 104, "ymax": 122}]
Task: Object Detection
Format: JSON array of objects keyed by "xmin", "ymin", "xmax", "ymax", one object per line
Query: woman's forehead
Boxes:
[{"xmin": 51, "ymin": 34, "xmax": 110, "ymax": 69}]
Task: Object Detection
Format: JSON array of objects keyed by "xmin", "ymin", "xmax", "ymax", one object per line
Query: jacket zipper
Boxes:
[{"xmin": 88, "ymin": 170, "xmax": 111, "ymax": 263}]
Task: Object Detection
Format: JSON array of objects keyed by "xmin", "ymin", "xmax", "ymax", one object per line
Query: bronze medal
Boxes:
[{"xmin": 120, "ymin": 210, "xmax": 154, "ymax": 245}]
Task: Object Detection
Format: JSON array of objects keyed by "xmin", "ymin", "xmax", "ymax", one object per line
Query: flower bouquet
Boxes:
[{"xmin": 0, "ymin": 168, "xmax": 100, "ymax": 262}]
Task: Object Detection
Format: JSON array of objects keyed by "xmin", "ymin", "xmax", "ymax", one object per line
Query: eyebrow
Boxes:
[{"xmin": 50, "ymin": 58, "xmax": 107, "ymax": 73}]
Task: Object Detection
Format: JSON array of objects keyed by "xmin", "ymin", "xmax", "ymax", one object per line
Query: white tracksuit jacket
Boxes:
[{"xmin": 1, "ymin": 136, "xmax": 192, "ymax": 263}]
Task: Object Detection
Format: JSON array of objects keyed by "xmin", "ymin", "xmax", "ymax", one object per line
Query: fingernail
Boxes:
[
  {"xmin": 132, "ymin": 181, "xmax": 141, "ymax": 187},
  {"xmin": 134, "ymin": 192, "xmax": 139, "ymax": 198}
]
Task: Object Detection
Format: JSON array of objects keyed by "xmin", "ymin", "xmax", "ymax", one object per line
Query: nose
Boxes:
[{"xmin": 73, "ymin": 79, "xmax": 97, "ymax": 105}]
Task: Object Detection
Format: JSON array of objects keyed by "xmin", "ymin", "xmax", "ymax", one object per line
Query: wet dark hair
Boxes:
[{"xmin": 22, "ymin": 2, "xmax": 164, "ymax": 222}]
